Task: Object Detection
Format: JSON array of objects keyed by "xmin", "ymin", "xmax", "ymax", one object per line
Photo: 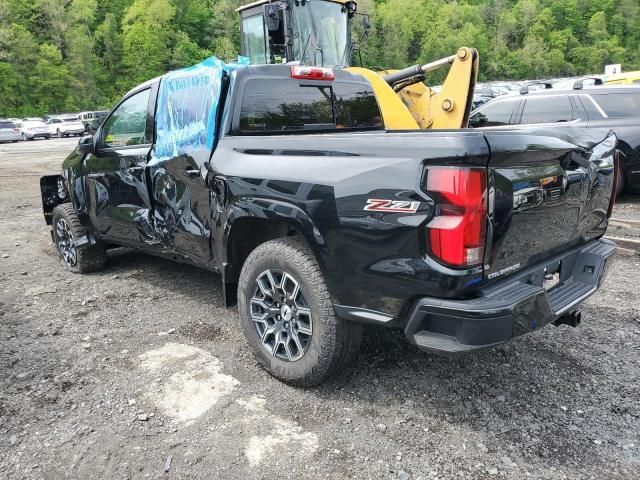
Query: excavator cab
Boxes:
[
  {"xmin": 237, "ymin": 0, "xmax": 357, "ymax": 67},
  {"xmin": 237, "ymin": 0, "xmax": 478, "ymax": 129}
]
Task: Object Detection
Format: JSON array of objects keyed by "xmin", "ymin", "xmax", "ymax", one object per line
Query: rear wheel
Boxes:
[
  {"xmin": 52, "ymin": 204, "xmax": 107, "ymax": 273},
  {"xmin": 57, "ymin": 129, "xmax": 63, "ymax": 139},
  {"xmin": 238, "ymin": 237, "xmax": 362, "ymax": 387}
]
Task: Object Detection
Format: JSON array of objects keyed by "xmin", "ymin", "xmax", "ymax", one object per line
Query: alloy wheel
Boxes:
[
  {"xmin": 55, "ymin": 218, "xmax": 77, "ymax": 267},
  {"xmin": 250, "ymin": 269, "xmax": 313, "ymax": 362}
]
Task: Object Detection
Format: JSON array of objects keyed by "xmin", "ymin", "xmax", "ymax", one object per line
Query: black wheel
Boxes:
[
  {"xmin": 52, "ymin": 204, "xmax": 107, "ymax": 273},
  {"xmin": 238, "ymin": 237, "xmax": 362, "ymax": 387},
  {"xmin": 21, "ymin": 133, "xmax": 27, "ymax": 141},
  {"xmin": 57, "ymin": 130, "xmax": 63, "ymax": 138}
]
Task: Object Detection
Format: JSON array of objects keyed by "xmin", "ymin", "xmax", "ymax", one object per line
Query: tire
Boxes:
[
  {"xmin": 238, "ymin": 237, "xmax": 362, "ymax": 387},
  {"xmin": 21, "ymin": 133, "xmax": 27, "ymax": 141},
  {"xmin": 57, "ymin": 130, "xmax": 63, "ymax": 139},
  {"xmin": 51, "ymin": 204, "xmax": 107, "ymax": 273}
]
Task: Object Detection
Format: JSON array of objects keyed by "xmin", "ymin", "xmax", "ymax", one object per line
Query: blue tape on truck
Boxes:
[{"xmin": 153, "ymin": 56, "xmax": 249, "ymax": 163}]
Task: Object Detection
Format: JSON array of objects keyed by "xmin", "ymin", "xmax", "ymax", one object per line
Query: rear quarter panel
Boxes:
[{"xmin": 211, "ymin": 130, "xmax": 490, "ymax": 318}]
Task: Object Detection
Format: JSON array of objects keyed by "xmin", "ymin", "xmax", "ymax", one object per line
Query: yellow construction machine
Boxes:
[{"xmin": 237, "ymin": 0, "xmax": 478, "ymax": 130}]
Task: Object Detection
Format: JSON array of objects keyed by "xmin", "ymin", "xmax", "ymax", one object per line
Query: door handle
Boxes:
[{"xmin": 184, "ymin": 167, "xmax": 200, "ymax": 178}]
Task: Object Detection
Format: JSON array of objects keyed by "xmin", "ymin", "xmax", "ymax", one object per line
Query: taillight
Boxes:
[
  {"xmin": 290, "ymin": 66, "xmax": 335, "ymax": 81},
  {"xmin": 425, "ymin": 166, "xmax": 488, "ymax": 268}
]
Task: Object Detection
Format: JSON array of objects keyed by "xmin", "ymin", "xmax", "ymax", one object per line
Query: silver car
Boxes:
[
  {"xmin": 0, "ymin": 120, "xmax": 21, "ymax": 143},
  {"xmin": 18, "ymin": 119, "xmax": 51, "ymax": 140}
]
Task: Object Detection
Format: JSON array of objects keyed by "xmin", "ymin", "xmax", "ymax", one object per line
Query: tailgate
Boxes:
[{"xmin": 482, "ymin": 127, "xmax": 616, "ymax": 280}]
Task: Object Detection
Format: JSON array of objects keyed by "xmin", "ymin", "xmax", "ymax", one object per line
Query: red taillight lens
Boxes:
[
  {"xmin": 425, "ymin": 166, "xmax": 488, "ymax": 268},
  {"xmin": 290, "ymin": 66, "xmax": 335, "ymax": 81}
]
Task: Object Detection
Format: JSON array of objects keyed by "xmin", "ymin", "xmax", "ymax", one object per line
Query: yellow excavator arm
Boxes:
[{"xmin": 348, "ymin": 48, "xmax": 479, "ymax": 130}]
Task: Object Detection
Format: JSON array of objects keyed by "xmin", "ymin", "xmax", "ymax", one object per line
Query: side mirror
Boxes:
[
  {"xmin": 264, "ymin": 4, "xmax": 280, "ymax": 32},
  {"xmin": 77, "ymin": 135, "xmax": 95, "ymax": 154},
  {"xmin": 362, "ymin": 14, "xmax": 371, "ymax": 33},
  {"xmin": 468, "ymin": 114, "xmax": 488, "ymax": 128}
]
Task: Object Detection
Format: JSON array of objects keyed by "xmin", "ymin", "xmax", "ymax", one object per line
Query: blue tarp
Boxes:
[{"xmin": 153, "ymin": 56, "xmax": 250, "ymax": 163}]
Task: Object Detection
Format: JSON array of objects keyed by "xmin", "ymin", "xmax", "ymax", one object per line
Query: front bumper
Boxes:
[{"xmin": 404, "ymin": 239, "xmax": 616, "ymax": 354}]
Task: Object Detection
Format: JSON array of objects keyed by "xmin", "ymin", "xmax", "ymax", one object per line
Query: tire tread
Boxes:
[
  {"xmin": 52, "ymin": 204, "xmax": 107, "ymax": 273},
  {"xmin": 238, "ymin": 236, "xmax": 361, "ymax": 387}
]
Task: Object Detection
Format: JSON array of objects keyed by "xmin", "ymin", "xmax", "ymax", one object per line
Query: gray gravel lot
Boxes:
[{"xmin": 0, "ymin": 138, "xmax": 639, "ymax": 480}]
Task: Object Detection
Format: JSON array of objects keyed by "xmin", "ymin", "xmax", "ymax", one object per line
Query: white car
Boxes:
[
  {"xmin": 47, "ymin": 117, "xmax": 86, "ymax": 138},
  {"xmin": 0, "ymin": 120, "xmax": 21, "ymax": 143},
  {"xmin": 18, "ymin": 119, "xmax": 51, "ymax": 141}
]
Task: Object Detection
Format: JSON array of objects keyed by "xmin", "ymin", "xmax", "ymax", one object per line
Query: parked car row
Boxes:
[
  {"xmin": 0, "ymin": 114, "xmax": 101, "ymax": 143},
  {"xmin": 470, "ymin": 71, "xmax": 640, "ymax": 110},
  {"xmin": 0, "ymin": 118, "xmax": 50, "ymax": 142}
]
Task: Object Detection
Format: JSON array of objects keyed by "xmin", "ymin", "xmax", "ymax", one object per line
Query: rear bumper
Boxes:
[{"xmin": 404, "ymin": 239, "xmax": 616, "ymax": 354}]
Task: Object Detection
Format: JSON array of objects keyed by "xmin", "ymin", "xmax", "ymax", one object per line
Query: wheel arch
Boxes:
[{"xmin": 221, "ymin": 198, "xmax": 331, "ymax": 306}]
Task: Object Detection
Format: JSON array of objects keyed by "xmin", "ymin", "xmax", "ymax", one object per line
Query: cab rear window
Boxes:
[{"xmin": 238, "ymin": 79, "xmax": 382, "ymax": 133}]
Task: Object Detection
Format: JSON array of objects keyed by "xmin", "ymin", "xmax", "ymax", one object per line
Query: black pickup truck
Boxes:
[{"xmin": 40, "ymin": 62, "xmax": 618, "ymax": 386}]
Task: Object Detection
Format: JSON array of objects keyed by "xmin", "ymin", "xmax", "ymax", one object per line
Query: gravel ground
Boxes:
[{"xmin": 0, "ymin": 138, "xmax": 639, "ymax": 480}]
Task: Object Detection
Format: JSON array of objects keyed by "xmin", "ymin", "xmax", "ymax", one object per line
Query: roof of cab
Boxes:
[
  {"xmin": 232, "ymin": 63, "xmax": 367, "ymax": 83},
  {"xmin": 124, "ymin": 76, "xmax": 161, "ymax": 98},
  {"xmin": 236, "ymin": 0, "xmax": 355, "ymax": 13}
]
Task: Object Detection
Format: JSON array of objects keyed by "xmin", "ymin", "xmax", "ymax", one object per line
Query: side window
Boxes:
[
  {"xmin": 242, "ymin": 15, "xmax": 267, "ymax": 65},
  {"xmin": 519, "ymin": 96, "xmax": 574, "ymax": 125},
  {"xmin": 590, "ymin": 93, "xmax": 640, "ymax": 118},
  {"xmin": 469, "ymin": 100, "xmax": 515, "ymax": 127},
  {"xmin": 101, "ymin": 89, "xmax": 151, "ymax": 148}
]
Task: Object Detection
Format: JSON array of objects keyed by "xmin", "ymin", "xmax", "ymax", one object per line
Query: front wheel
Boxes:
[
  {"xmin": 57, "ymin": 129, "xmax": 63, "ymax": 139},
  {"xmin": 238, "ymin": 237, "xmax": 362, "ymax": 387},
  {"xmin": 52, "ymin": 204, "xmax": 107, "ymax": 273}
]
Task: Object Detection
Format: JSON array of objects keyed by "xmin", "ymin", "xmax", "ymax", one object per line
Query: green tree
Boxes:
[
  {"xmin": 30, "ymin": 43, "xmax": 71, "ymax": 114},
  {"xmin": 122, "ymin": 0, "xmax": 176, "ymax": 85}
]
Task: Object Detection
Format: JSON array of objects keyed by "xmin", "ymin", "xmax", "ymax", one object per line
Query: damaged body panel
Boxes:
[{"xmin": 41, "ymin": 58, "xmax": 617, "ymax": 359}]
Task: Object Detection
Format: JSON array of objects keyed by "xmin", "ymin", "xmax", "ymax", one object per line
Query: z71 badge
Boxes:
[{"xmin": 364, "ymin": 199, "xmax": 421, "ymax": 213}]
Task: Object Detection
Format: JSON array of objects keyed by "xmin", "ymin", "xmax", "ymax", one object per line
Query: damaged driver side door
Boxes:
[{"xmin": 84, "ymin": 86, "xmax": 157, "ymax": 246}]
